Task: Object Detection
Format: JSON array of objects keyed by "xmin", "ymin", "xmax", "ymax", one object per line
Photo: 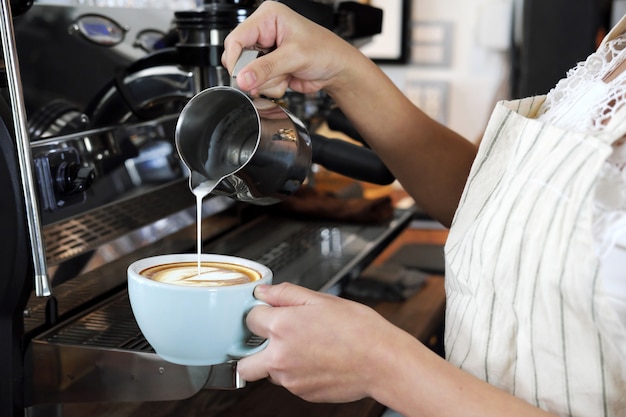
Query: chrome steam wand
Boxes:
[{"xmin": 0, "ymin": 0, "xmax": 51, "ymax": 297}]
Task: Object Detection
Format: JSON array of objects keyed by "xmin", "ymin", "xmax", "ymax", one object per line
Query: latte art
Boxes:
[{"xmin": 140, "ymin": 261, "xmax": 260, "ymax": 287}]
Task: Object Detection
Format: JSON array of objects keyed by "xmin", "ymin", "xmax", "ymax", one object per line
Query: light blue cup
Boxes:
[{"xmin": 128, "ymin": 253, "xmax": 271, "ymax": 366}]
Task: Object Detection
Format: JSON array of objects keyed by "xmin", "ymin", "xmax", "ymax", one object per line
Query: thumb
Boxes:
[
  {"xmin": 254, "ymin": 282, "xmax": 329, "ymax": 307},
  {"xmin": 233, "ymin": 64, "xmax": 259, "ymax": 92},
  {"xmin": 233, "ymin": 52, "xmax": 292, "ymax": 97}
]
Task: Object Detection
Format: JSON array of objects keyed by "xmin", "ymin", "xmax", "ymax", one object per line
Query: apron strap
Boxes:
[{"xmin": 602, "ymin": 13, "xmax": 626, "ymax": 45}]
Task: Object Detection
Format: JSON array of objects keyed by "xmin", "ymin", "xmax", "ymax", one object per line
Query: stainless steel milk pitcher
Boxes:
[{"xmin": 175, "ymin": 86, "xmax": 312, "ymax": 205}]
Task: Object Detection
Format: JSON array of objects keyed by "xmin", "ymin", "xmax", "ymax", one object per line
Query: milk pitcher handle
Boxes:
[
  {"xmin": 231, "ymin": 49, "xmax": 260, "ymax": 88},
  {"xmin": 230, "ymin": 47, "xmax": 273, "ymax": 89}
]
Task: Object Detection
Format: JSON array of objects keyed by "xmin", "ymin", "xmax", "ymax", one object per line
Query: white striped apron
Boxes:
[{"xmin": 444, "ymin": 97, "xmax": 626, "ymax": 416}]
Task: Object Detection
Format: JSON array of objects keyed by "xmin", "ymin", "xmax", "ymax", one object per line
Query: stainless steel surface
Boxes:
[
  {"xmin": 205, "ymin": 208, "xmax": 415, "ymax": 293},
  {"xmin": 24, "ymin": 206, "xmax": 414, "ymax": 405},
  {"xmin": 175, "ymin": 86, "xmax": 312, "ymax": 204},
  {"xmin": 87, "ymin": 66, "xmax": 195, "ymax": 126},
  {"xmin": 42, "ymin": 182, "xmax": 233, "ymax": 273},
  {"xmin": 0, "ymin": 0, "xmax": 51, "ymax": 297},
  {"xmin": 28, "ymin": 341, "xmax": 220, "ymax": 404},
  {"xmin": 27, "ymin": 291, "xmax": 245, "ymax": 405},
  {"xmin": 231, "ymin": 48, "xmax": 262, "ymax": 87},
  {"xmin": 24, "ymin": 180, "xmax": 239, "ymax": 335},
  {"xmin": 30, "ymin": 115, "xmax": 186, "ymax": 226}
]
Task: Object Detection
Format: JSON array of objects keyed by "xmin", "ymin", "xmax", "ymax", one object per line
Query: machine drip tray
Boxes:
[
  {"xmin": 35, "ymin": 292, "xmax": 148, "ymax": 352},
  {"xmin": 26, "ymin": 208, "xmax": 415, "ymax": 406},
  {"xmin": 27, "ymin": 291, "xmax": 245, "ymax": 406}
]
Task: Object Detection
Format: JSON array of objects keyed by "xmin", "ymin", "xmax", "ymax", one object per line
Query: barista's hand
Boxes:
[
  {"xmin": 238, "ymin": 283, "xmax": 561, "ymax": 417},
  {"xmin": 222, "ymin": 1, "xmax": 362, "ymax": 98},
  {"xmin": 237, "ymin": 282, "xmax": 416, "ymax": 403}
]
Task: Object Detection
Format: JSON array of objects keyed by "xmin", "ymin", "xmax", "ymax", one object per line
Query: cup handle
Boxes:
[{"xmin": 227, "ymin": 299, "xmax": 270, "ymax": 359}]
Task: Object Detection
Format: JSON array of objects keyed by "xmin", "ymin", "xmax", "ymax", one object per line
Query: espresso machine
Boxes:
[{"xmin": 0, "ymin": 1, "xmax": 414, "ymax": 415}]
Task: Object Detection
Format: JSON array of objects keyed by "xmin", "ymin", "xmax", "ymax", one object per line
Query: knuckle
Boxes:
[{"xmin": 257, "ymin": 57, "xmax": 276, "ymax": 78}]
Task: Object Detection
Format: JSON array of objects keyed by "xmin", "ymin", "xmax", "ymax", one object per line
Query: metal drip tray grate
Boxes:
[
  {"xmin": 256, "ymin": 223, "xmax": 321, "ymax": 271},
  {"xmin": 204, "ymin": 208, "xmax": 416, "ymax": 292},
  {"xmin": 28, "ymin": 291, "xmax": 246, "ymax": 403},
  {"xmin": 27, "ymin": 208, "xmax": 414, "ymax": 404},
  {"xmin": 41, "ymin": 291, "xmax": 153, "ymax": 352},
  {"xmin": 43, "ymin": 180, "xmax": 194, "ymax": 265}
]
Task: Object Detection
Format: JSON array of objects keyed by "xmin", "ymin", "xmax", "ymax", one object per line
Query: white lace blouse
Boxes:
[{"xmin": 536, "ymin": 32, "xmax": 626, "ymax": 327}]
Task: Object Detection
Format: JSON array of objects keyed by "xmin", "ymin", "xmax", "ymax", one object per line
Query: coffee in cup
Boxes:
[
  {"xmin": 140, "ymin": 261, "xmax": 261, "ymax": 287},
  {"xmin": 127, "ymin": 253, "xmax": 272, "ymax": 366}
]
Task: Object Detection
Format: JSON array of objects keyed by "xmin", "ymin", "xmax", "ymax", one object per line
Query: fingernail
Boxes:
[
  {"xmin": 242, "ymin": 71, "xmax": 256, "ymax": 88},
  {"xmin": 254, "ymin": 284, "xmax": 270, "ymax": 295}
]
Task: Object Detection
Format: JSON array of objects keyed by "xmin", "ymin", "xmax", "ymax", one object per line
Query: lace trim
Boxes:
[
  {"xmin": 536, "ymin": 34, "xmax": 626, "ymax": 257},
  {"xmin": 538, "ymin": 34, "xmax": 626, "ymax": 133}
]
